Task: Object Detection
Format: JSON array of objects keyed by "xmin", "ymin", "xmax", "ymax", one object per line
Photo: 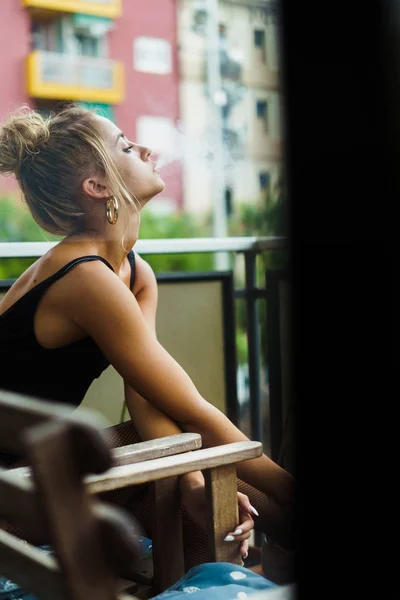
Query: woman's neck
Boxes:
[{"xmin": 63, "ymin": 211, "xmax": 141, "ymax": 274}]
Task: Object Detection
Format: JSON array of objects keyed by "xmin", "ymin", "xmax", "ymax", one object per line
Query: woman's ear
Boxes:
[{"xmin": 82, "ymin": 176, "xmax": 110, "ymax": 199}]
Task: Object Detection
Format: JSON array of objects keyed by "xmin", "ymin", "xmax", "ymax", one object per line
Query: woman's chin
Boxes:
[
  {"xmin": 141, "ymin": 182, "xmax": 166, "ymax": 206},
  {"xmin": 155, "ymin": 177, "xmax": 166, "ymax": 193}
]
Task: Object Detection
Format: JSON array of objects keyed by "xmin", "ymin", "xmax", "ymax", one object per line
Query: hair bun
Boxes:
[{"xmin": 0, "ymin": 107, "xmax": 50, "ymax": 176}]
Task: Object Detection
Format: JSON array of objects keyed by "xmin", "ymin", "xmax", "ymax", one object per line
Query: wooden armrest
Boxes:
[
  {"xmin": 8, "ymin": 433, "xmax": 202, "ymax": 479},
  {"xmin": 86, "ymin": 441, "xmax": 262, "ymax": 494},
  {"xmin": 111, "ymin": 433, "xmax": 202, "ymax": 466}
]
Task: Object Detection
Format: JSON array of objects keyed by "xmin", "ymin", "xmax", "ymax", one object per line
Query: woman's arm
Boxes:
[
  {"xmin": 59, "ymin": 260, "xmax": 294, "ymax": 507},
  {"xmin": 124, "ymin": 254, "xmax": 185, "ymax": 441},
  {"xmin": 116, "ymin": 256, "xmax": 256, "ymax": 550}
]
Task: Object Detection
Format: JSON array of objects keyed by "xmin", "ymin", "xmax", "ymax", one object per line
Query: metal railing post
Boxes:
[{"xmin": 244, "ymin": 251, "xmax": 263, "ymax": 444}]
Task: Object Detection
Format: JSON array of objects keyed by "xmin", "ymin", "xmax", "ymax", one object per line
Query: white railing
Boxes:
[
  {"xmin": 40, "ymin": 51, "xmax": 115, "ymax": 90},
  {"xmin": 0, "ymin": 237, "xmax": 287, "ymax": 258}
]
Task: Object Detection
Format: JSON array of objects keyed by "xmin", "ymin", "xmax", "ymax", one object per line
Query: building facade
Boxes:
[
  {"xmin": 178, "ymin": 0, "xmax": 281, "ymax": 216},
  {"xmin": 0, "ymin": 0, "xmax": 182, "ymax": 211}
]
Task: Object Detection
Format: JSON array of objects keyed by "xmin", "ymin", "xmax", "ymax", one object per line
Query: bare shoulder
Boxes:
[
  {"xmin": 30, "ymin": 243, "xmax": 126, "ymax": 312},
  {"xmin": 132, "ymin": 252, "xmax": 157, "ymax": 295},
  {"xmin": 0, "ymin": 243, "xmax": 82, "ymax": 313},
  {"xmin": 56, "ymin": 256, "xmax": 123, "ymax": 300}
]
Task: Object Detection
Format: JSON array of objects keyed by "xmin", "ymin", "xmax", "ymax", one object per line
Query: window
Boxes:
[
  {"xmin": 31, "ymin": 20, "xmax": 59, "ymax": 52},
  {"xmin": 254, "ymin": 29, "xmax": 265, "ymax": 48},
  {"xmin": 259, "ymin": 172, "xmax": 271, "ymax": 191},
  {"xmin": 74, "ymin": 33, "xmax": 99, "ymax": 57},
  {"xmin": 219, "ymin": 23, "xmax": 227, "ymax": 39},
  {"xmin": 256, "ymin": 100, "xmax": 269, "ymax": 133},
  {"xmin": 192, "ymin": 9, "xmax": 207, "ymax": 34},
  {"xmin": 225, "ymin": 187, "xmax": 233, "ymax": 216},
  {"xmin": 256, "ymin": 100, "xmax": 267, "ymax": 119},
  {"xmin": 134, "ymin": 37, "xmax": 172, "ymax": 75},
  {"xmin": 254, "ymin": 29, "xmax": 266, "ymax": 62},
  {"xmin": 35, "ymin": 100, "xmax": 74, "ymax": 119}
]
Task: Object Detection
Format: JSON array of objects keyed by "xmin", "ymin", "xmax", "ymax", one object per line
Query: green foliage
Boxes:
[
  {"xmin": 0, "ymin": 194, "xmax": 216, "ymax": 278},
  {"xmin": 229, "ymin": 178, "xmax": 289, "ymax": 365},
  {"xmin": 229, "ymin": 178, "xmax": 289, "ymax": 276},
  {"xmin": 0, "ymin": 257, "xmax": 37, "ymax": 281},
  {"xmin": 0, "ymin": 194, "xmax": 61, "ymax": 280},
  {"xmin": 138, "ymin": 209, "xmax": 214, "ymax": 273},
  {"xmin": 235, "ymin": 305, "xmax": 248, "ymax": 365},
  {"xmin": 0, "ymin": 194, "xmax": 60, "ymax": 243}
]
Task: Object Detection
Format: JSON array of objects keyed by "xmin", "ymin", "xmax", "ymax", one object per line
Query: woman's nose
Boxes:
[{"xmin": 140, "ymin": 146, "xmax": 152, "ymax": 160}]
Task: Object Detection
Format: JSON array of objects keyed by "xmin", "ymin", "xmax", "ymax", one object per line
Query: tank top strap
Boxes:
[
  {"xmin": 42, "ymin": 255, "xmax": 115, "ymax": 289},
  {"xmin": 0, "ymin": 255, "xmax": 115, "ymax": 322},
  {"xmin": 56, "ymin": 255, "xmax": 115, "ymax": 279},
  {"xmin": 127, "ymin": 250, "xmax": 136, "ymax": 290}
]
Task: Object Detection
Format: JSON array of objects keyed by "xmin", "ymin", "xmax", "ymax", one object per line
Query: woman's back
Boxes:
[
  {"xmin": 0, "ymin": 247, "xmax": 136, "ymax": 465},
  {"xmin": 0, "ymin": 245, "xmax": 136, "ymax": 399}
]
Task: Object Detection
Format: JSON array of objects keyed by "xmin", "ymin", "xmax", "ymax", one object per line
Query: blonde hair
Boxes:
[{"xmin": 0, "ymin": 104, "xmax": 137, "ymax": 236}]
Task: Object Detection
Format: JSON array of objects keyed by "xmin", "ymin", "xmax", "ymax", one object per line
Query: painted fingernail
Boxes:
[
  {"xmin": 250, "ymin": 505, "xmax": 259, "ymax": 517},
  {"xmin": 224, "ymin": 535, "xmax": 235, "ymax": 542},
  {"xmin": 233, "ymin": 529, "xmax": 243, "ymax": 535},
  {"xmin": 243, "ymin": 551, "xmax": 248, "ymax": 559}
]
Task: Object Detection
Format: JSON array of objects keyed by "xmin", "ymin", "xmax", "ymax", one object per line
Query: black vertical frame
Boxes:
[{"xmin": 265, "ymin": 268, "xmax": 288, "ymax": 464}]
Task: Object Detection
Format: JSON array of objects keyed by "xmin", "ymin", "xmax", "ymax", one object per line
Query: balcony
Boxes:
[
  {"xmin": 26, "ymin": 50, "xmax": 124, "ymax": 104},
  {"xmin": 22, "ymin": 0, "xmax": 121, "ymax": 19},
  {"xmin": 220, "ymin": 49, "xmax": 242, "ymax": 83},
  {"xmin": 0, "ymin": 237, "xmax": 292, "ymax": 472},
  {"xmin": 223, "ymin": 127, "xmax": 245, "ymax": 158}
]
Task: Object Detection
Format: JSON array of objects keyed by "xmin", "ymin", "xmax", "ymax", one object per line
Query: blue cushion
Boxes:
[
  {"xmin": 1, "ymin": 543, "xmax": 281, "ymax": 600},
  {"xmin": 151, "ymin": 562, "xmax": 278, "ymax": 599}
]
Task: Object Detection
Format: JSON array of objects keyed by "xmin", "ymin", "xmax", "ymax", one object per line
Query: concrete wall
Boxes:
[
  {"xmin": 110, "ymin": 0, "xmax": 183, "ymax": 211},
  {"xmin": 178, "ymin": 0, "xmax": 283, "ymax": 213}
]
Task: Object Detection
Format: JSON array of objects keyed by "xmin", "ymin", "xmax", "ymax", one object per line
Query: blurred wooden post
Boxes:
[
  {"xmin": 26, "ymin": 421, "xmax": 117, "ymax": 600},
  {"xmin": 205, "ymin": 464, "xmax": 241, "ymax": 564},
  {"xmin": 151, "ymin": 476, "xmax": 185, "ymax": 592}
]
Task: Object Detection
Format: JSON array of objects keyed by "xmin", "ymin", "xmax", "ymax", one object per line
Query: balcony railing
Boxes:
[
  {"xmin": 26, "ymin": 50, "xmax": 124, "ymax": 104},
  {"xmin": 22, "ymin": 0, "xmax": 121, "ymax": 19},
  {"xmin": 220, "ymin": 50, "xmax": 242, "ymax": 82},
  {"xmin": 0, "ymin": 236, "xmax": 289, "ymax": 456}
]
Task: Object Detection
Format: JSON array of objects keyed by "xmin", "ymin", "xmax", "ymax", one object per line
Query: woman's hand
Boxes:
[
  {"xmin": 180, "ymin": 472, "xmax": 255, "ymax": 559},
  {"xmin": 223, "ymin": 491, "xmax": 256, "ymax": 560}
]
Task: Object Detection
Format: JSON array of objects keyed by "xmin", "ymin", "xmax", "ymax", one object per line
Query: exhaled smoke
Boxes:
[{"xmin": 155, "ymin": 120, "xmax": 238, "ymax": 179}]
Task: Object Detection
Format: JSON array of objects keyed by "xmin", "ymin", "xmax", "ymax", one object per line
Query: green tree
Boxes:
[
  {"xmin": 0, "ymin": 194, "xmax": 215, "ymax": 278},
  {"xmin": 138, "ymin": 210, "xmax": 214, "ymax": 273},
  {"xmin": 0, "ymin": 194, "xmax": 61, "ymax": 279},
  {"xmin": 227, "ymin": 175, "xmax": 289, "ymax": 365}
]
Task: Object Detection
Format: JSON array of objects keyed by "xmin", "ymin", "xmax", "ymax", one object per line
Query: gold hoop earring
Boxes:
[{"xmin": 106, "ymin": 196, "xmax": 119, "ymax": 225}]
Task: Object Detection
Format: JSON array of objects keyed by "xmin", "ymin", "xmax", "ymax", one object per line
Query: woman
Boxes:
[{"xmin": 0, "ymin": 105, "xmax": 294, "ymax": 576}]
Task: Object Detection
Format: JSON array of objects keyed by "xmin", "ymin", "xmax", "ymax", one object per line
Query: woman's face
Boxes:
[{"xmin": 95, "ymin": 115, "xmax": 165, "ymax": 204}]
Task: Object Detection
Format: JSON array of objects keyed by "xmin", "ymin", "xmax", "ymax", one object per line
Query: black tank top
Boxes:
[{"xmin": 0, "ymin": 251, "xmax": 136, "ymax": 466}]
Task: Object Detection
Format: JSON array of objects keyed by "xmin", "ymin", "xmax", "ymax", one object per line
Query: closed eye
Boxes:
[{"xmin": 123, "ymin": 145, "xmax": 134, "ymax": 154}]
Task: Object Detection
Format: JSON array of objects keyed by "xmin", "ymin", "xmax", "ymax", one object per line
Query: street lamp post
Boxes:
[{"xmin": 206, "ymin": 0, "xmax": 229, "ymax": 270}]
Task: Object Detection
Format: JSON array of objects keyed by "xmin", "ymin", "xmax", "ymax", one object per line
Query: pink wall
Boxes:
[
  {"xmin": 0, "ymin": 0, "xmax": 31, "ymax": 194},
  {"xmin": 109, "ymin": 0, "xmax": 182, "ymax": 209},
  {"xmin": 0, "ymin": 1, "xmax": 182, "ymax": 207}
]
